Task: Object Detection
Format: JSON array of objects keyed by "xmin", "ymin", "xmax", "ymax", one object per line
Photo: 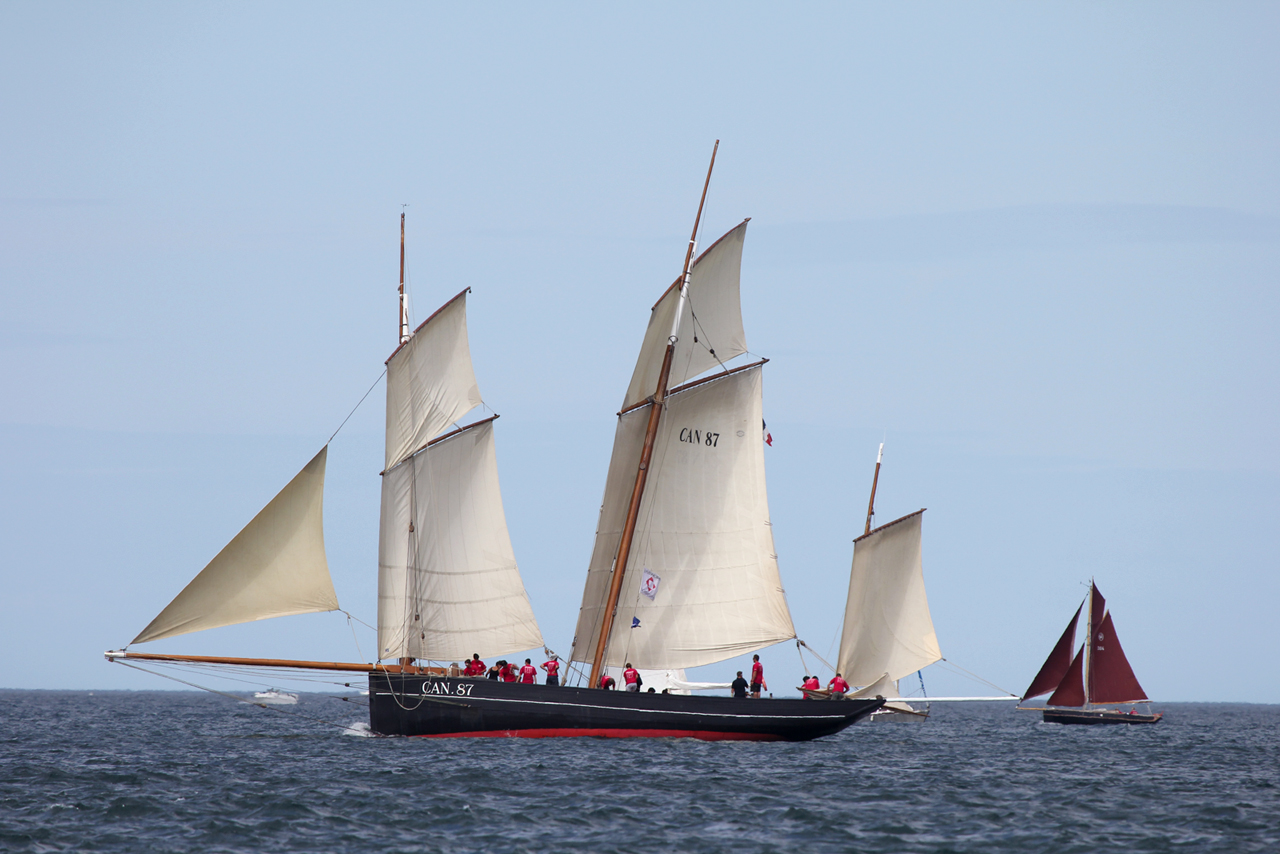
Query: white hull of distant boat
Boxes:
[{"xmin": 252, "ymin": 689, "xmax": 298, "ymax": 705}]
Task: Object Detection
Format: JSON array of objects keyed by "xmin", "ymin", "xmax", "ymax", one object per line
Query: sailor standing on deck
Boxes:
[
  {"xmin": 623, "ymin": 663, "xmax": 642, "ymax": 693},
  {"xmin": 828, "ymin": 673, "xmax": 849, "ymax": 695},
  {"xmin": 750, "ymin": 654, "xmax": 766, "ymax": 698},
  {"xmin": 731, "ymin": 671, "xmax": 749, "ymax": 699},
  {"xmin": 519, "ymin": 659, "xmax": 537, "ymax": 684},
  {"xmin": 540, "ymin": 655, "xmax": 560, "ymax": 686}
]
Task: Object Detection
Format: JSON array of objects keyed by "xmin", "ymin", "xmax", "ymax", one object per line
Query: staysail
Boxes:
[
  {"xmin": 1047, "ymin": 645, "xmax": 1087, "ymax": 707},
  {"xmin": 621, "ymin": 221, "xmax": 750, "ymax": 410},
  {"xmin": 570, "ymin": 365, "xmax": 795, "ymax": 670},
  {"xmin": 1021, "ymin": 602, "xmax": 1083, "ymax": 700},
  {"xmin": 132, "ymin": 446, "xmax": 339, "ymax": 645},
  {"xmin": 836, "ymin": 510, "xmax": 942, "ymax": 686},
  {"xmin": 377, "ymin": 290, "xmax": 542, "ymax": 662}
]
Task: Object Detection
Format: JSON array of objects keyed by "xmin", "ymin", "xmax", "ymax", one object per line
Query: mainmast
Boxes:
[
  {"xmin": 399, "ymin": 212, "xmax": 410, "ymax": 343},
  {"xmin": 1084, "ymin": 578, "xmax": 1094, "ymax": 707},
  {"xmin": 864, "ymin": 443, "xmax": 883, "ymax": 535},
  {"xmin": 587, "ymin": 140, "xmax": 719, "ymax": 689}
]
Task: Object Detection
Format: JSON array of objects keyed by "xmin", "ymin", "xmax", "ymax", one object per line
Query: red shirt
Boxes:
[
  {"xmin": 600, "ymin": 675, "xmax": 616, "ymax": 689},
  {"xmin": 499, "ymin": 664, "xmax": 517, "ymax": 682},
  {"xmin": 623, "ymin": 667, "xmax": 640, "ymax": 685},
  {"xmin": 828, "ymin": 676, "xmax": 849, "ymax": 694},
  {"xmin": 464, "ymin": 659, "xmax": 484, "ymax": 676},
  {"xmin": 802, "ymin": 676, "xmax": 820, "ymax": 697},
  {"xmin": 519, "ymin": 664, "xmax": 537, "ymax": 684},
  {"xmin": 541, "ymin": 660, "xmax": 559, "ymax": 676},
  {"xmin": 751, "ymin": 662, "xmax": 764, "ymax": 685}
]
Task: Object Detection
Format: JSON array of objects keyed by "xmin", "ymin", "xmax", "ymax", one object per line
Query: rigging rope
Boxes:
[{"xmin": 327, "ymin": 368, "xmax": 387, "ymax": 445}]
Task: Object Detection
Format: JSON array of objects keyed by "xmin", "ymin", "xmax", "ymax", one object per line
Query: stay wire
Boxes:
[{"xmin": 328, "ymin": 368, "xmax": 387, "ymax": 445}]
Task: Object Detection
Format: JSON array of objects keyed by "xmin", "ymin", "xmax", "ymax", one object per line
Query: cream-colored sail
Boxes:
[
  {"xmin": 836, "ymin": 510, "xmax": 941, "ymax": 686},
  {"xmin": 384, "ymin": 290, "xmax": 482, "ymax": 470},
  {"xmin": 377, "ymin": 420, "xmax": 543, "ymax": 662},
  {"xmin": 621, "ymin": 221, "xmax": 750, "ymax": 410},
  {"xmin": 132, "ymin": 447, "xmax": 339, "ymax": 645},
  {"xmin": 571, "ymin": 365, "xmax": 795, "ymax": 670}
]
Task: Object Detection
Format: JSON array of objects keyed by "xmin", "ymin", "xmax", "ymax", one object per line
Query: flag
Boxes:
[
  {"xmin": 631, "ymin": 616, "xmax": 641, "ymax": 628},
  {"xmin": 640, "ymin": 568, "xmax": 661, "ymax": 600},
  {"xmin": 763, "ymin": 419, "xmax": 773, "ymax": 447}
]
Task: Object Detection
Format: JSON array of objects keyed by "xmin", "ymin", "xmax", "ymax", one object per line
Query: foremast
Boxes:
[{"xmin": 587, "ymin": 141, "xmax": 719, "ymax": 690}]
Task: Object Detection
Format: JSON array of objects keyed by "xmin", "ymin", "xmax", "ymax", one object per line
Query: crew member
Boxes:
[
  {"xmin": 540, "ymin": 655, "xmax": 560, "ymax": 686},
  {"xmin": 622, "ymin": 663, "xmax": 642, "ymax": 693},
  {"xmin": 828, "ymin": 673, "xmax": 849, "ymax": 695},
  {"xmin": 750, "ymin": 654, "xmax": 766, "ymax": 698},
  {"xmin": 599, "ymin": 674, "xmax": 616, "ymax": 690},
  {"xmin": 499, "ymin": 661, "xmax": 518, "ymax": 682},
  {"xmin": 463, "ymin": 653, "xmax": 485, "ymax": 677},
  {"xmin": 731, "ymin": 671, "xmax": 749, "ymax": 699},
  {"xmin": 519, "ymin": 658, "xmax": 537, "ymax": 684},
  {"xmin": 801, "ymin": 674, "xmax": 821, "ymax": 698}
]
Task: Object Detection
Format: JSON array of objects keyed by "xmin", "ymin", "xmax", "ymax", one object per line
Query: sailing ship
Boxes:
[
  {"xmin": 1018, "ymin": 580, "xmax": 1161, "ymax": 724},
  {"xmin": 815, "ymin": 444, "xmax": 1019, "ymax": 721},
  {"xmin": 106, "ymin": 146, "xmax": 884, "ymax": 740}
]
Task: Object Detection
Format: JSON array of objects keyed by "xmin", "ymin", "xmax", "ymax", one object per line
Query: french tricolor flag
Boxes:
[{"xmin": 763, "ymin": 419, "xmax": 772, "ymax": 447}]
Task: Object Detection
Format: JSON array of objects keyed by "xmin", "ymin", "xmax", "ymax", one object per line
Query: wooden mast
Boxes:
[
  {"xmin": 864, "ymin": 443, "xmax": 884, "ymax": 535},
  {"xmin": 398, "ymin": 212, "xmax": 409, "ymax": 343},
  {"xmin": 587, "ymin": 140, "xmax": 719, "ymax": 689}
]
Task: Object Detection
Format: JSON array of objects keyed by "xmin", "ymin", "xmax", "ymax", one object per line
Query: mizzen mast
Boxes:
[
  {"xmin": 587, "ymin": 140, "xmax": 719, "ymax": 690},
  {"xmin": 864, "ymin": 443, "xmax": 884, "ymax": 535}
]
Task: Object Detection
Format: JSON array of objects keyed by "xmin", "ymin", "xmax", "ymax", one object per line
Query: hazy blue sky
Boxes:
[{"xmin": 3, "ymin": 3, "xmax": 1277, "ymax": 701}]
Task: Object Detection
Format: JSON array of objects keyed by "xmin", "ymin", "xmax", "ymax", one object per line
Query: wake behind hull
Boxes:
[
  {"xmin": 369, "ymin": 674, "xmax": 884, "ymax": 741},
  {"xmin": 1042, "ymin": 708, "xmax": 1162, "ymax": 725}
]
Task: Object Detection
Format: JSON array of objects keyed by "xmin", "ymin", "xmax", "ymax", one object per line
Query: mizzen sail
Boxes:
[
  {"xmin": 836, "ymin": 510, "xmax": 942, "ymax": 686},
  {"xmin": 571, "ymin": 365, "xmax": 795, "ymax": 670},
  {"xmin": 132, "ymin": 446, "xmax": 339, "ymax": 645}
]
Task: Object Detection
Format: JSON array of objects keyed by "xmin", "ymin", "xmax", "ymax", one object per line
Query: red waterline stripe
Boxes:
[{"xmin": 413, "ymin": 727, "xmax": 782, "ymax": 742}]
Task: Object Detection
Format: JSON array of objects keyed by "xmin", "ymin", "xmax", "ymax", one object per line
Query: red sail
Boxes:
[
  {"xmin": 1087, "ymin": 611, "xmax": 1149, "ymax": 704},
  {"xmin": 1021, "ymin": 603, "xmax": 1082, "ymax": 700},
  {"xmin": 1090, "ymin": 583, "xmax": 1106, "ymax": 640},
  {"xmin": 1047, "ymin": 644, "xmax": 1086, "ymax": 707}
]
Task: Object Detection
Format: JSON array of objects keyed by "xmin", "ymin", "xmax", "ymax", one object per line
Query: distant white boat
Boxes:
[{"xmin": 252, "ymin": 689, "xmax": 298, "ymax": 705}]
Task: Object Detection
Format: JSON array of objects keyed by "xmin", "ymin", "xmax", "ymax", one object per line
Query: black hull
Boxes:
[
  {"xmin": 368, "ymin": 674, "xmax": 884, "ymax": 741},
  {"xmin": 1042, "ymin": 708, "xmax": 1162, "ymax": 725}
]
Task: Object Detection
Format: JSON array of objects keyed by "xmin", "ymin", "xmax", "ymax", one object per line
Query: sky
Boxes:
[{"xmin": 2, "ymin": 3, "xmax": 1277, "ymax": 702}]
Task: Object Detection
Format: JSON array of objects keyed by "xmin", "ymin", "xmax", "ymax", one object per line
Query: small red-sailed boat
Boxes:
[{"xmin": 1018, "ymin": 581, "xmax": 1162, "ymax": 725}]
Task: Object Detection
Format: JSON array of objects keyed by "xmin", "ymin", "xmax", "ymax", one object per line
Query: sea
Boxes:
[{"xmin": 1, "ymin": 691, "xmax": 1276, "ymax": 853}]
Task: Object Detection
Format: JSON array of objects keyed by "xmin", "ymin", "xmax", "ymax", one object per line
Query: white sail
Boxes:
[
  {"xmin": 132, "ymin": 447, "xmax": 339, "ymax": 645},
  {"xmin": 621, "ymin": 221, "xmax": 750, "ymax": 410},
  {"xmin": 384, "ymin": 290, "xmax": 482, "ymax": 471},
  {"xmin": 571, "ymin": 365, "xmax": 795, "ymax": 670},
  {"xmin": 836, "ymin": 510, "xmax": 941, "ymax": 686},
  {"xmin": 377, "ymin": 419, "xmax": 543, "ymax": 662}
]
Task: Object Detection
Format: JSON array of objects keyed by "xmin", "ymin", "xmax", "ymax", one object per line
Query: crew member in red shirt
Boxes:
[
  {"xmin": 801, "ymin": 674, "xmax": 821, "ymax": 698},
  {"xmin": 828, "ymin": 673, "xmax": 849, "ymax": 695},
  {"xmin": 599, "ymin": 674, "xmax": 616, "ymax": 690},
  {"xmin": 750, "ymin": 654, "xmax": 766, "ymax": 698},
  {"xmin": 463, "ymin": 653, "xmax": 485, "ymax": 677},
  {"xmin": 499, "ymin": 661, "xmax": 517, "ymax": 682},
  {"xmin": 622, "ymin": 663, "xmax": 642, "ymax": 693},
  {"xmin": 519, "ymin": 658, "xmax": 538, "ymax": 684},
  {"xmin": 540, "ymin": 655, "xmax": 560, "ymax": 687}
]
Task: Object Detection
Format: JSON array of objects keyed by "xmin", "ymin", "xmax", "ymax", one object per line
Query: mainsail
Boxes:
[
  {"xmin": 132, "ymin": 446, "xmax": 339, "ymax": 645},
  {"xmin": 621, "ymin": 221, "xmax": 750, "ymax": 410},
  {"xmin": 836, "ymin": 510, "xmax": 942, "ymax": 686},
  {"xmin": 570, "ymin": 365, "xmax": 795, "ymax": 670},
  {"xmin": 377, "ymin": 290, "xmax": 542, "ymax": 662}
]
